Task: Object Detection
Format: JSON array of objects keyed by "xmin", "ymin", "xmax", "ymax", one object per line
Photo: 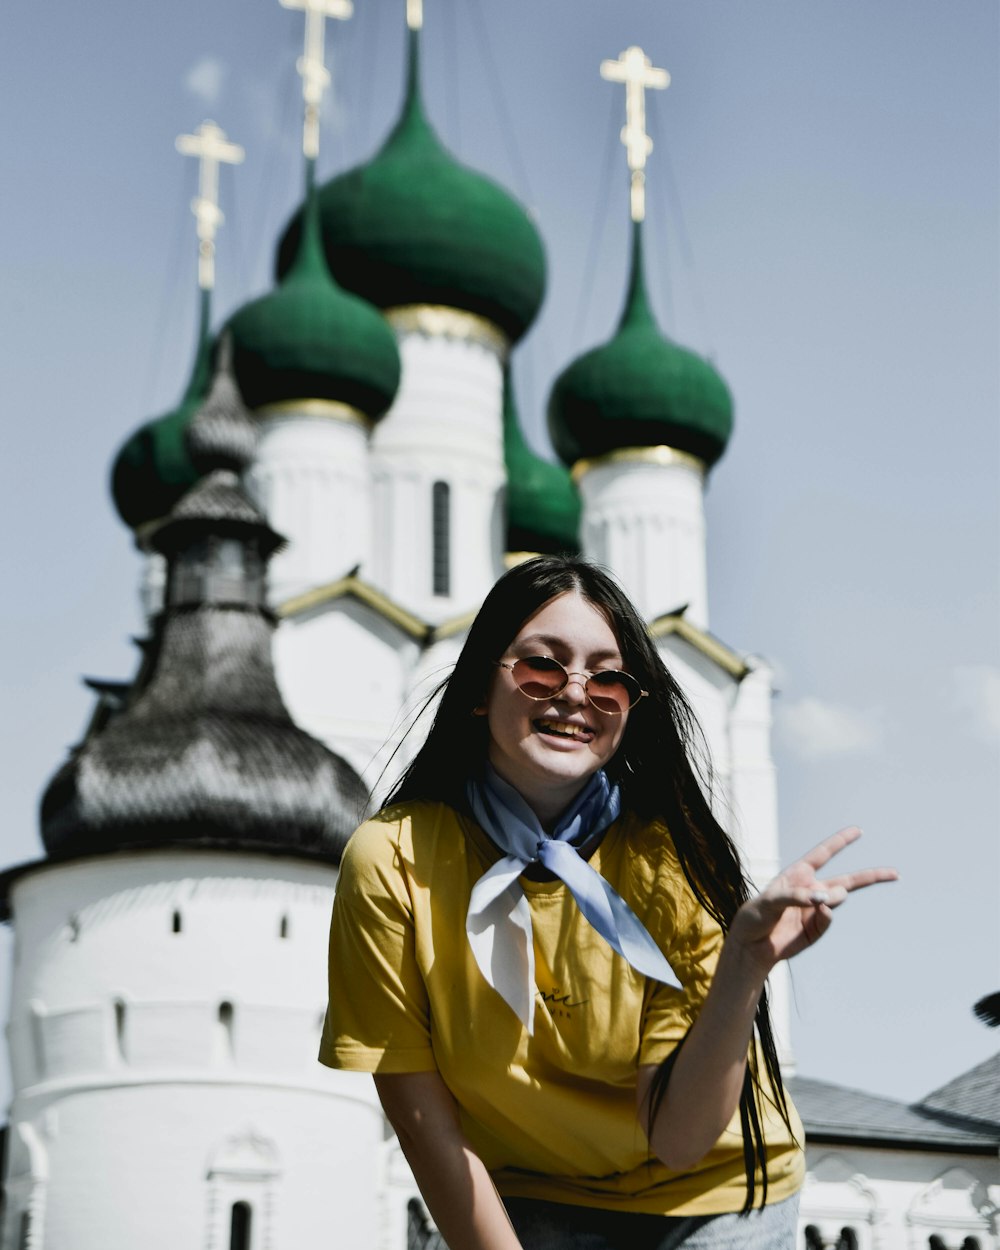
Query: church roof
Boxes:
[
  {"xmin": 42, "ymin": 342, "xmax": 367, "ymax": 867},
  {"xmin": 110, "ymin": 290, "xmax": 212, "ymax": 533},
  {"xmin": 788, "ymin": 1068, "xmax": 1000, "ymax": 1153},
  {"xmin": 915, "ymin": 1052, "xmax": 1000, "ymax": 1132},
  {"xmin": 547, "ymin": 221, "xmax": 733, "ymax": 469},
  {"xmin": 228, "ymin": 178, "xmax": 400, "ymax": 419},
  {"xmin": 275, "ymin": 29, "xmax": 546, "ymax": 345}
]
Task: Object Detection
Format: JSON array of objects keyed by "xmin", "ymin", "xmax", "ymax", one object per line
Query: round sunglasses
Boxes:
[{"xmin": 495, "ymin": 655, "xmax": 648, "ymax": 716}]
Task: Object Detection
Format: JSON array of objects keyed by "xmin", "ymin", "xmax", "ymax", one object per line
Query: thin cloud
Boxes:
[
  {"xmin": 951, "ymin": 664, "xmax": 1000, "ymax": 743},
  {"xmin": 778, "ymin": 697, "xmax": 884, "ymax": 761},
  {"xmin": 185, "ymin": 56, "xmax": 227, "ymax": 107}
]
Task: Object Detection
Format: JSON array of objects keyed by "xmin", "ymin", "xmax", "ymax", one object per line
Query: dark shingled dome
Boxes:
[
  {"xmin": 42, "ymin": 343, "xmax": 367, "ymax": 865},
  {"xmin": 275, "ymin": 31, "xmax": 545, "ymax": 345},
  {"xmin": 548, "ymin": 222, "xmax": 733, "ymax": 470}
]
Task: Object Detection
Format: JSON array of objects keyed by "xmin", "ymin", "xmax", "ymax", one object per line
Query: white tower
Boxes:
[{"xmin": 1, "ymin": 352, "xmax": 387, "ymax": 1249}]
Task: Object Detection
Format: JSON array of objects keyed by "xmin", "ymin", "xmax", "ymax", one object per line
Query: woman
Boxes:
[{"xmin": 321, "ymin": 556, "xmax": 896, "ymax": 1250}]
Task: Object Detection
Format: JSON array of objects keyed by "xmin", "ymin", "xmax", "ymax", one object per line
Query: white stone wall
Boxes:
[
  {"xmin": 245, "ymin": 408, "xmax": 372, "ymax": 605},
  {"xmin": 369, "ymin": 329, "xmax": 506, "ymax": 623},
  {"xmin": 2, "ymin": 852, "xmax": 384, "ymax": 1250},
  {"xmin": 798, "ymin": 1144, "xmax": 1000, "ymax": 1249},
  {"xmin": 579, "ymin": 454, "xmax": 709, "ymax": 627}
]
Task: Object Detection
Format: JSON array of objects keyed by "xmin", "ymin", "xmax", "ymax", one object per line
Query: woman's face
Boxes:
[{"xmin": 480, "ymin": 590, "xmax": 630, "ymax": 824}]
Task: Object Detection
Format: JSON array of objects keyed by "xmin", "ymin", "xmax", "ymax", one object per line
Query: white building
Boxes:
[{"xmin": 1, "ymin": 10, "xmax": 996, "ymax": 1250}]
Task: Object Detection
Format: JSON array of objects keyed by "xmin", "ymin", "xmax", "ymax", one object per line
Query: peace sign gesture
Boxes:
[{"xmin": 730, "ymin": 827, "xmax": 898, "ymax": 973}]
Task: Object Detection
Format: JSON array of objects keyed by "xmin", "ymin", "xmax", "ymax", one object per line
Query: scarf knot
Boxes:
[{"xmin": 466, "ymin": 765, "xmax": 680, "ymax": 1033}]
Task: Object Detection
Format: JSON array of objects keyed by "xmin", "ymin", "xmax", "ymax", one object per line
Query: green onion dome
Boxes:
[
  {"xmin": 275, "ymin": 32, "xmax": 545, "ymax": 345},
  {"xmin": 503, "ymin": 374, "xmax": 580, "ymax": 555},
  {"xmin": 227, "ymin": 183, "xmax": 401, "ymax": 418},
  {"xmin": 110, "ymin": 294, "xmax": 212, "ymax": 532},
  {"xmin": 548, "ymin": 222, "xmax": 733, "ymax": 469}
]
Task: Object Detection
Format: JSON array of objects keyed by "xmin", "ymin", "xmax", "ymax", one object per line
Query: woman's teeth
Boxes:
[{"xmin": 535, "ymin": 719, "xmax": 591, "ymax": 740}]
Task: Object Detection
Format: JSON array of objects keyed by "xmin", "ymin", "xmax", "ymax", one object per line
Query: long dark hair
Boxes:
[{"xmin": 386, "ymin": 555, "xmax": 794, "ymax": 1210}]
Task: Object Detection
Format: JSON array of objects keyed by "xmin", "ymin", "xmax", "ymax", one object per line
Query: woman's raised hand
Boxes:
[{"xmin": 729, "ymin": 826, "xmax": 898, "ymax": 973}]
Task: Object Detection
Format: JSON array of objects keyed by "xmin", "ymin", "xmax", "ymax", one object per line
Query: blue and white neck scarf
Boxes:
[{"xmin": 466, "ymin": 765, "xmax": 680, "ymax": 1033}]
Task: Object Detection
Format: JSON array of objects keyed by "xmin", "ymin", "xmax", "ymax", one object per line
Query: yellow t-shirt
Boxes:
[{"xmin": 321, "ymin": 800, "xmax": 804, "ymax": 1215}]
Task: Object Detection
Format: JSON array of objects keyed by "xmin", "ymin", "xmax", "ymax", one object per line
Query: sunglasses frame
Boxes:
[{"xmin": 494, "ymin": 656, "xmax": 648, "ymax": 716}]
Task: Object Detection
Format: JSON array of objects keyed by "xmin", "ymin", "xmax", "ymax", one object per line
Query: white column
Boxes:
[
  {"xmin": 577, "ymin": 447, "xmax": 710, "ymax": 628},
  {"xmin": 728, "ymin": 662, "xmax": 794, "ymax": 1072},
  {"xmin": 369, "ymin": 309, "xmax": 507, "ymax": 623},
  {"xmin": 244, "ymin": 403, "xmax": 372, "ymax": 606}
]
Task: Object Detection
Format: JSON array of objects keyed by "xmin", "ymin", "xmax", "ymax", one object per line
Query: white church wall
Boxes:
[
  {"xmin": 799, "ymin": 1148, "xmax": 1000, "ymax": 1250},
  {"xmin": 245, "ymin": 408, "xmax": 373, "ymax": 605},
  {"xmin": 580, "ymin": 453, "xmax": 709, "ymax": 627},
  {"xmin": 272, "ymin": 597, "xmax": 421, "ymax": 787},
  {"xmin": 370, "ymin": 327, "xmax": 506, "ymax": 622},
  {"xmin": 2, "ymin": 852, "xmax": 385, "ymax": 1250}
]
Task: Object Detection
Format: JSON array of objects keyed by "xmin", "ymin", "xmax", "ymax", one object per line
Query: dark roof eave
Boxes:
[{"xmin": 802, "ymin": 1125, "xmax": 1000, "ymax": 1155}]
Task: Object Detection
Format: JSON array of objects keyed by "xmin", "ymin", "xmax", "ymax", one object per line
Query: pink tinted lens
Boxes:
[{"xmin": 511, "ymin": 656, "xmax": 568, "ymax": 699}]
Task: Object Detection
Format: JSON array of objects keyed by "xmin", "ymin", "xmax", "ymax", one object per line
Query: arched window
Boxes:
[
  {"xmin": 804, "ymin": 1228, "xmax": 823, "ymax": 1249},
  {"xmin": 928, "ymin": 1238, "xmax": 948, "ymax": 1250},
  {"xmin": 838, "ymin": 1230, "xmax": 859, "ymax": 1250},
  {"xmin": 279, "ymin": 914, "xmax": 289, "ymax": 939},
  {"xmin": 229, "ymin": 1200, "xmax": 252, "ymax": 1250},
  {"xmin": 432, "ymin": 481, "xmax": 450, "ymax": 597}
]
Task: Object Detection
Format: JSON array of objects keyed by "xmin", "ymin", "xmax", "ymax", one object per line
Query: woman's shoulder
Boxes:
[{"xmin": 342, "ymin": 800, "xmax": 463, "ymax": 871}]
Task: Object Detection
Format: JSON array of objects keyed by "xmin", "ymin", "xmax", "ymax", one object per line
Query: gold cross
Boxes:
[
  {"xmin": 175, "ymin": 121, "xmax": 245, "ymax": 290},
  {"xmin": 280, "ymin": 0, "xmax": 354, "ymax": 160},
  {"xmin": 600, "ymin": 46, "xmax": 670, "ymax": 221}
]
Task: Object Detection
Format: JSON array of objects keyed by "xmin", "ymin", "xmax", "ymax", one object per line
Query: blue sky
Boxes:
[{"xmin": 2, "ymin": 0, "xmax": 997, "ymax": 1106}]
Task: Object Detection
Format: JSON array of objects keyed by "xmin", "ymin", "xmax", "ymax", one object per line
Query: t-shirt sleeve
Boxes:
[
  {"xmin": 319, "ymin": 815, "xmax": 437, "ymax": 1074},
  {"xmin": 638, "ymin": 873, "xmax": 722, "ymax": 1068}
]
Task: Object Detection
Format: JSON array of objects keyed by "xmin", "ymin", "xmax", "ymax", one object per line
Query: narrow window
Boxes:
[
  {"xmin": 18, "ymin": 1213, "xmax": 30, "ymax": 1250},
  {"xmin": 218, "ymin": 1002, "xmax": 234, "ymax": 1062},
  {"xmin": 804, "ymin": 1228, "xmax": 824, "ymax": 1250},
  {"xmin": 838, "ymin": 1231, "xmax": 859, "ymax": 1250},
  {"xmin": 172, "ymin": 910, "xmax": 182, "ymax": 934},
  {"xmin": 431, "ymin": 481, "xmax": 450, "ymax": 597},
  {"xmin": 114, "ymin": 999, "xmax": 127, "ymax": 1062},
  {"xmin": 279, "ymin": 914, "xmax": 289, "ymax": 939},
  {"xmin": 928, "ymin": 1238, "xmax": 948, "ymax": 1250},
  {"xmin": 962, "ymin": 1240, "xmax": 982, "ymax": 1250},
  {"xmin": 229, "ymin": 1200, "xmax": 252, "ymax": 1250}
]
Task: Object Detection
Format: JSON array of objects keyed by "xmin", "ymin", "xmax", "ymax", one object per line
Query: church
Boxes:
[{"xmin": 1, "ymin": 4, "xmax": 996, "ymax": 1247}]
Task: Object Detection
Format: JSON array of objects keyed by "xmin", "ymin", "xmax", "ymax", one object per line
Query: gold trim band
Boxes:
[
  {"xmin": 648, "ymin": 611, "xmax": 749, "ymax": 680},
  {"xmin": 255, "ymin": 399, "xmax": 371, "ymax": 429},
  {"xmin": 384, "ymin": 304, "xmax": 509, "ymax": 360},
  {"xmin": 572, "ymin": 445, "xmax": 705, "ymax": 483}
]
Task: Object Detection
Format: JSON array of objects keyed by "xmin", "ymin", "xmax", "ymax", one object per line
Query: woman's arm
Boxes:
[
  {"xmin": 375, "ymin": 1070, "xmax": 523, "ymax": 1250},
  {"xmin": 638, "ymin": 826, "xmax": 897, "ymax": 1171}
]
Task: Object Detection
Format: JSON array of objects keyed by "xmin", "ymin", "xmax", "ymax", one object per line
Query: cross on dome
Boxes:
[
  {"xmin": 280, "ymin": 0, "xmax": 353, "ymax": 161},
  {"xmin": 600, "ymin": 45, "xmax": 670, "ymax": 222},
  {"xmin": 175, "ymin": 121, "xmax": 245, "ymax": 290}
]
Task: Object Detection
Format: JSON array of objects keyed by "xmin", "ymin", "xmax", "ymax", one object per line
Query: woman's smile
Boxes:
[{"xmin": 481, "ymin": 590, "xmax": 629, "ymax": 824}]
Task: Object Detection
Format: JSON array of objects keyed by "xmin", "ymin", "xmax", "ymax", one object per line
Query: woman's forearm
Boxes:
[
  {"xmin": 640, "ymin": 939, "xmax": 769, "ymax": 1171},
  {"xmin": 375, "ymin": 1072, "xmax": 523, "ymax": 1250}
]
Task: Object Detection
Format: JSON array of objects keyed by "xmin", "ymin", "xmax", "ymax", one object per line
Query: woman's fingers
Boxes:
[{"xmin": 798, "ymin": 825, "xmax": 863, "ymax": 872}]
